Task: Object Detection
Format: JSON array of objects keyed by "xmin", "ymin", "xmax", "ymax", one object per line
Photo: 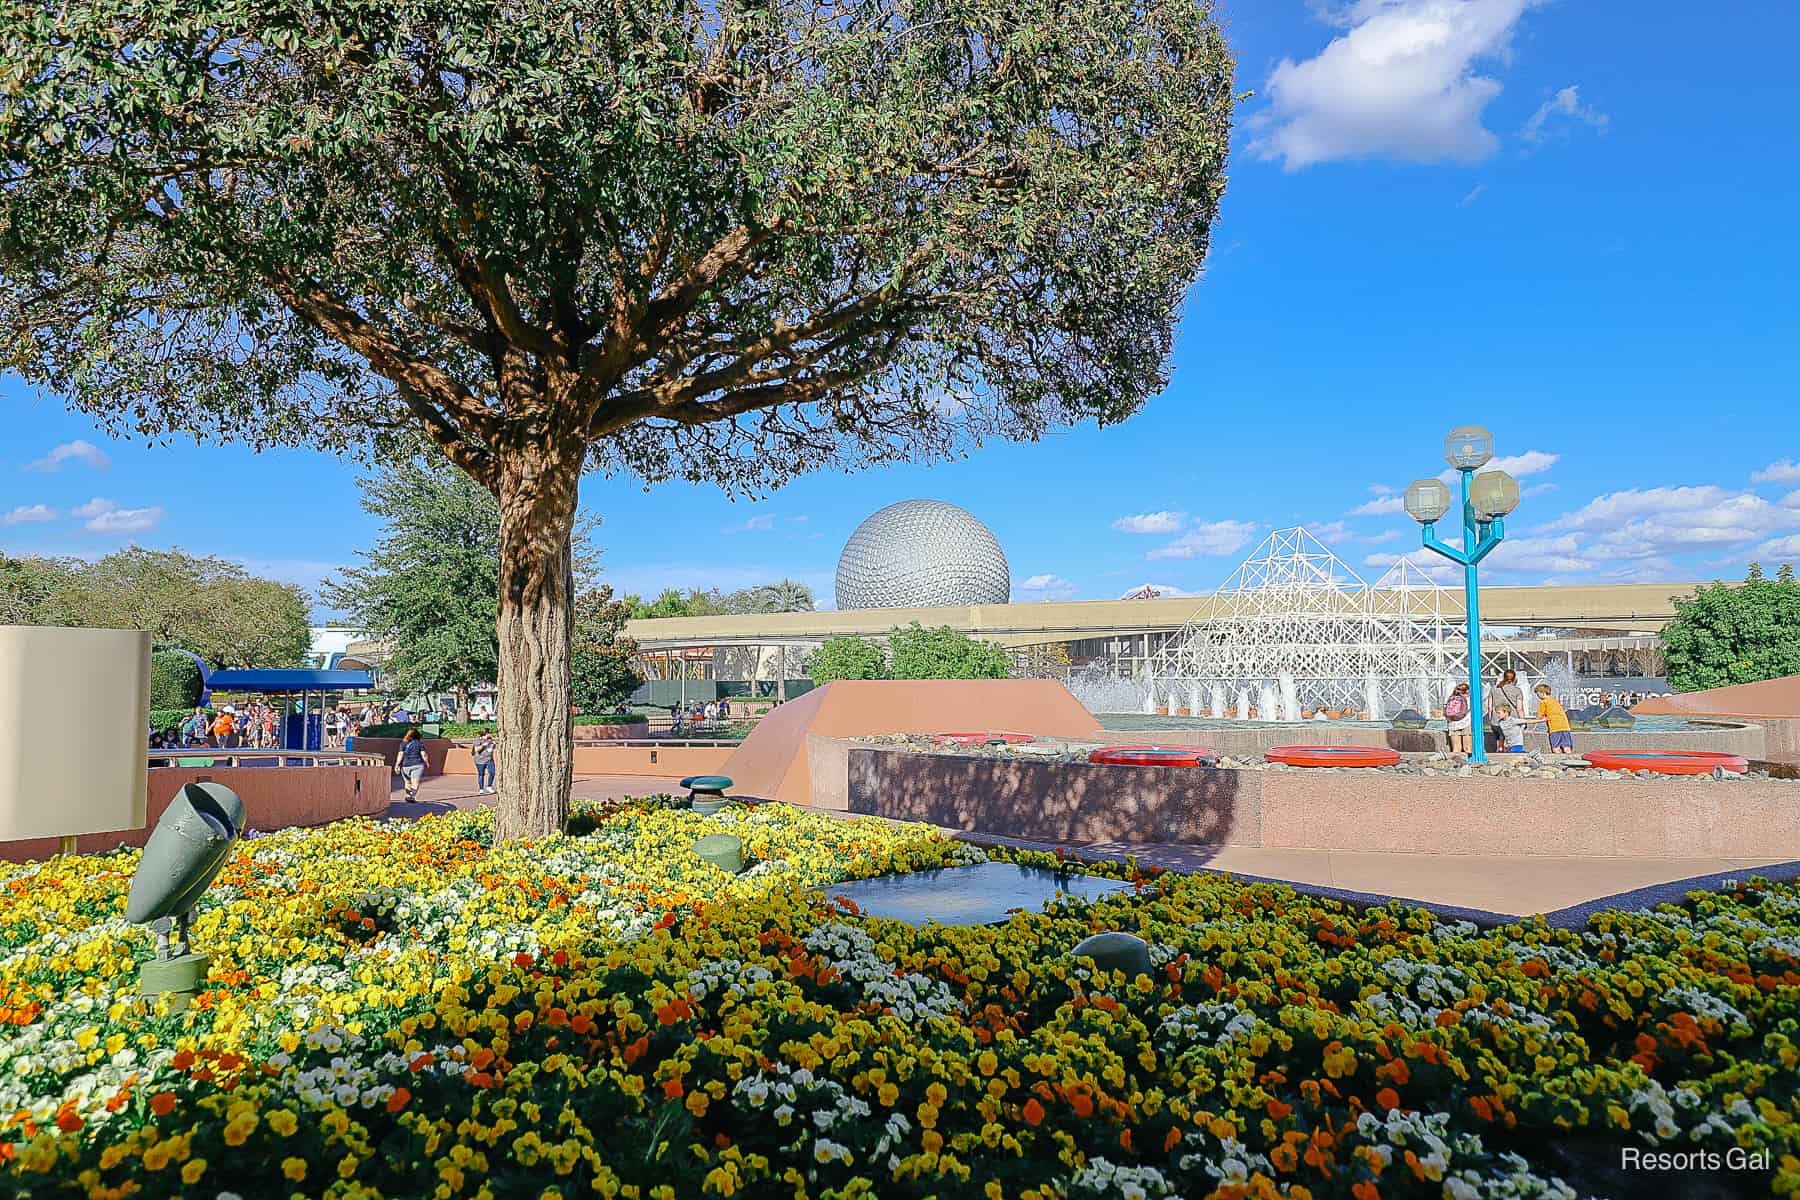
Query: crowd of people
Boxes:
[{"xmin": 156, "ymin": 698, "xmax": 461, "ymax": 751}]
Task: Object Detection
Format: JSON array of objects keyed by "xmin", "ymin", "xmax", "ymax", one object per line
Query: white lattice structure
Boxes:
[{"xmin": 1141, "ymin": 526, "xmax": 1478, "ymax": 719}]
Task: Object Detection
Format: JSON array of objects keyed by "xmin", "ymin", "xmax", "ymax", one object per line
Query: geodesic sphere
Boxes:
[{"xmin": 835, "ymin": 500, "xmax": 1010, "ymax": 609}]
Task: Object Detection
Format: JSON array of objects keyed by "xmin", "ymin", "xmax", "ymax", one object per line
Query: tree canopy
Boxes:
[
  {"xmin": 808, "ymin": 634, "xmax": 889, "ymax": 684},
  {"xmin": 570, "ymin": 587, "xmax": 642, "ymax": 713},
  {"xmin": 1662, "ymin": 567, "xmax": 1800, "ymax": 691},
  {"xmin": 0, "ymin": 0, "xmax": 1234, "ymax": 837},
  {"xmin": 626, "ymin": 579, "xmax": 815, "ymax": 618},
  {"xmin": 0, "ymin": 547, "xmax": 312, "ymax": 667}
]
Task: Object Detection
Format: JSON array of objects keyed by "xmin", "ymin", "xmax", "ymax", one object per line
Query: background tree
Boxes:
[
  {"xmin": 0, "ymin": 0, "xmax": 1234, "ymax": 838},
  {"xmin": 738, "ymin": 580, "xmax": 816, "ymax": 614},
  {"xmin": 624, "ymin": 589, "xmax": 731, "ymax": 620},
  {"xmin": 325, "ymin": 455, "xmax": 598, "ymax": 719},
  {"xmin": 0, "ymin": 548, "xmax": 310, "ymax": 667},
  {"xmin": 807, "ymin": 635, "xmax": 889, "ymax": 685},
  {"xmin": 888, "ymin": 622, "xmax": 1010, "ymax": 680},
  {"xmin": 570, "ymin": 587, "xmax": 642, "ymax": 713},
  {"xmin": 1662, "ymin": 567, "xmax": 1800, "ymax": 691}
]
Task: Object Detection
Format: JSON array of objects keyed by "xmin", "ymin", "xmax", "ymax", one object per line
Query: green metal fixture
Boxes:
[
  {"xmin": 693, "ymin": 834, "xmax": 745, "ymax": 874},
  {"xmin": 125, "ymin": 782, "xmax": 245, "ymax": 1011},
  {"xmin": 1404, "ymin": 426, "xmax": 1522, "ymax": 765}
]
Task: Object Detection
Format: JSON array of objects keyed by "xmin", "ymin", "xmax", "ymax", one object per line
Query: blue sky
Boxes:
[{"xmin": 3, "ymin": 0, "xmax": 1797, "ymax": 614}]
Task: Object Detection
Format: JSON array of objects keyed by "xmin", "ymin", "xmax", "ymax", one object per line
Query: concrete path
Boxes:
[{"xmin": 384, "ymin": 773, "xmax": 1798, "ymax": 924}]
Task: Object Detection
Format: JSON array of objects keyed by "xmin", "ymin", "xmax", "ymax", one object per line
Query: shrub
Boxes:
[
  {"xmin": 148, "ymin": 649, "xmax": 203, "ymax": 709},
  {"xmin": 888, "ymin": 621, "xmax": 1010, "ymax": 679},
  {"xmin": 147, "ymin": 706, "xmax": 205, "ymax": 737},
  {"xmin": 808, "ymin": 634, "xmax": 888, "ymax": 684}
]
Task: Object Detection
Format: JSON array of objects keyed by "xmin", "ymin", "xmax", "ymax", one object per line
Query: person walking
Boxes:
[
  {"xmin": 472, "ymin": 731, "xmax": 496, "ymax": 795},
  {"xmin": 396, "ymin": 729, "xmax": 428, "ymax": 801},
  {"xmin": 1485, "ymin": 670, "xmax": 1525, "ymax": 753},
  {"xmin": 1529, "ymin": 684, "xmax": 1575, "ymax": 754},
  {"xmin": 1443, "ymin": 682, "xmax": 1473, "ymax": 756},
  {"xmin": 210, "ymin": 706, "xmax": 237, "ymax": 749}
]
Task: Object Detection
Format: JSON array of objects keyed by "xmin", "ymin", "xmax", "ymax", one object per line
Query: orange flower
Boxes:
[
  {"xmin": 1376, "ymin": 1088, "xmax": 1400, "ymax": 1110},
  {"xmin": 1353, "ymin": 1181, "xmax": 1381, "ymax": 1200},
  {"xmin": 1069, "ymin": 1091, "xmax": 1094, "ymax": 1119},
  {"xmin": 1022, "ymin": 1099, "xmax": 1045, "ymax": 1127},
  {"xmin": 171, "ymin": 1049, "xmax": 196, "ymax": 1071},
  {"xmin": 662, "ymin": 1078, "xmax": 684, "ymax": 1100},
  {"xmin": 386, "ymin": 1088, "xmax": 411, "ymax": 1113},
  {"xmin": 54, "ymin": 1108, "xmax": 82, "ymax": 1133},
  {"xmin": 1267, "ymin": 1099, "xmax": 1293, "ymax": 1121},
  {"xmin": 1163, "ymin": 1128, "xmax": 1182, "ymax": 1153}
]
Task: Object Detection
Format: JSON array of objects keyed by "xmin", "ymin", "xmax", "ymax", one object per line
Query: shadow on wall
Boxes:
[{"xmin": 846, "ymin": 748, "xmax": 1255, "ymax": 866}]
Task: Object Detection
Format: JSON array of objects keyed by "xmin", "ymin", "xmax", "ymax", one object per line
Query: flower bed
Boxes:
[{"xmin": 4, "ymin": 802, "xmax": 1799, "ymax": 1198}]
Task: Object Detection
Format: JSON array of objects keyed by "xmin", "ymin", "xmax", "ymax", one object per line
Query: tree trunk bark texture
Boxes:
[{"xmin": 493, "ymin": 440, "xmax": 582, "ymax": 842}]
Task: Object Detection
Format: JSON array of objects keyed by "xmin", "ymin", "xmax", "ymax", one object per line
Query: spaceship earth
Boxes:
[{"xmin": 834, "ymin": 500, "xmax": 1011, "ymax": 609}]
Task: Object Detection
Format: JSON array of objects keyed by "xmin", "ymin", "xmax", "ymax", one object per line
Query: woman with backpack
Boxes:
[{"xmin": 1443, "ymin": 682, "xmax": 1473, "ymax": 756}]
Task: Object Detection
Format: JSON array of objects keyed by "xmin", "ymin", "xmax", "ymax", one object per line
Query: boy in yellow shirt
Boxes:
[{"xmin": 1531, "ymin": 684, "xmax": 1574, "ymax": 754}]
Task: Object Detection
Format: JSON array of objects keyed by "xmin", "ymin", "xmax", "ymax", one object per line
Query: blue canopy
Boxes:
[{"xmin": 204, "ymin": 668, "xmax": 374, "ymax": 692}]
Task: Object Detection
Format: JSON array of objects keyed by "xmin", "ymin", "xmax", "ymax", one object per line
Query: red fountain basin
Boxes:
[
  {"xmin": 1266, "ymin": 745, "xmax": 1403, "ymax": 768},
  {"xmin": 1087, "ymin": 745, "xmax": 1218, "ymax": 767},
  {"xmin": 1581, "ymin": 750, "xmax": 1750, "ymax": 776}
]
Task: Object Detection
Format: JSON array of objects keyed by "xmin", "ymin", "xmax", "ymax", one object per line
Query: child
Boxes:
[
  {"xmin": 1496, "ymin": 704, "xmax": 1526, "ymax": 753},
  {"xmin": 1531, "ymin": 684, "xmax": 1575, "ymax": 754}
]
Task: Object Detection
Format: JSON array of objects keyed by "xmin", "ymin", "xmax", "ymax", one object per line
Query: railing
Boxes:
[{"xmin": 148, "ymin": 749, "xmax": 387, "ymax": 769}]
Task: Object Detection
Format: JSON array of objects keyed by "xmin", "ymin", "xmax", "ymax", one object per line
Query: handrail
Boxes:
[
  {"xmin": 444, "ymin": 738, "xmax": 742, "ymax": 750},
  {"xmin": 148, "ymin": 749, "xmax": 386, "ymax": 769}
]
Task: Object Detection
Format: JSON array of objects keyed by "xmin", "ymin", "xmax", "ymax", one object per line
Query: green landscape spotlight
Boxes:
[{"xmin": 125, "ymin": 782, "xmax": 245, "ymax": 1011}]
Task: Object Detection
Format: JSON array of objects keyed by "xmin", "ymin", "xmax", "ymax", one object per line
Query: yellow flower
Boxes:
[
  {"xmin": 182, "ymin": 1158, "xmax": 207, "ymax": 1184},
  {"xmin": 283, "ymin": 1157, "xmax": 307, "ymax": 1182},
  {"xmin": 269, "ymin": 1109, "xmax": 299, "ymax": 1137}
]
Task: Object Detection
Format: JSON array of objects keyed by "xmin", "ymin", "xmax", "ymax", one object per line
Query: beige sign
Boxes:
[{"xmin": 0, "ymin": 626, "xmax": 150, "ymax": 841}]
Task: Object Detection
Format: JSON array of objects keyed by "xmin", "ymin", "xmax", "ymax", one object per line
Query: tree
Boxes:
[
  {"xmin": 625, "ymin": 589, "xmax": 730, "ymax": 620},
  {"xmin": 739, "ymin": 580, "xmax": 816, "ymax": 614},
  {"xmin": 325, "ymin": 457, "xmax": 506, "ymax": 719},
  {"xmin": 149, "ymin": 649, "xmax": 205, "ymax": 709},
  {"xmin": 570, "ymin": 587, "xmax": 642, "ymax": 713},
  {"xmin": 888, "ymin": 622, "xmax": 1010, "ymax": 679},
  {"xmin": 0, "ymin": 0, "xmax": 1235, "ymax": 839},
  {"xmin": 808, "ymin": 636, "xmax": 889, "ymax": 684},
  {"xmin": 1662, "ymin": 568, "xmax": 1800, "ymax": 691},
  {"xmin": 0, "ymin": 548, "xmax": 310, "ymax": 667},
  {"xmin": 325, "ymin": 454, "xmax": 599, "ymax": 718}
]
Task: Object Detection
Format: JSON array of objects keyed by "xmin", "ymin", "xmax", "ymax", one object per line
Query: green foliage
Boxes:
[
  {"xmin": 149, "ymin": 650, "xmax": 204, "ymax": 709},
  {"xmin": 1662, "ymin": 567, "xmax": 1800, "ymax": 691},
  {"xmin": 807, "ymin": 636, "xmax": 889, "ymax": 684},
  {"xmin": 571, "ymin": 587, "xmax": 643, "ymax": 713},
  {"xmin": 887, "ymin": 623, "xmax": 1011, "ymax": 680},
  {"xmin": 0, "ymin": 549, "xmax": 311, "ymax": 668},
  {"xmin": 148, "ymin": 707, "xmax": 206, "ymax": 737},
  {"xmin": 626, "ymin": 580, "xmax": 815, "ymax": 619}
]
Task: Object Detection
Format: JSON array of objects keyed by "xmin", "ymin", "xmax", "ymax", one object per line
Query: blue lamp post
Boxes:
[{"xmin": 1404, "ymin": 426, "xmax": 1521, "ymax": 764}]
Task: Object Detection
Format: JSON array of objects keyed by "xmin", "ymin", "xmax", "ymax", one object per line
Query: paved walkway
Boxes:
[{"xmin": 387, "ymin": 773, "xmax": 1797, "ymax": 923}]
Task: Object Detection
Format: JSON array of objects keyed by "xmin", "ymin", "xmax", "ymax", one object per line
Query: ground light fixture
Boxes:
[
  {"xmin": 1407, "ymin": 428, "xmax": 1520, "ymax": 764},
  {"xmin": 125, "ymin": 782, "xmax": 245, "ymax": 1011}
]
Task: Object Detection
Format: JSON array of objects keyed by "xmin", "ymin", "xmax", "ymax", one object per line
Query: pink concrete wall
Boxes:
[
  {"xmin": 725, "ymin": 680, "xmax": 1103, "ymax": 804},
  {"xmin": 573, "ymin": 722, "xmax": 651, "ymax": 741},
  {"xmin": 438, "ymin": 744, "xmax": 731, "ymax": 777},
  {"xmin": 844, "ymin": 746, "xmax": 1800, "ymax": 859},
  {"xmin": 349, "ymin": 737, "xmax": 453, "ymax": 776},
  {"xmin": 1, "ymin": 764, "xmax": 390, "ymax": 863},
  {"xmin": 1118, "ymin": 721, "xmax": 1767, "ymax": 760}
]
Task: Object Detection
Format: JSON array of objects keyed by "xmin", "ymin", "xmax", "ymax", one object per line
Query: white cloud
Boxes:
[
  {"xmin": 1752, "ymin": 459, "xmax": 1800, "ymax": 485},
  {"xmin": 1756, "ymin": 534, "xmax": 1800, "ymax": 559},
  {"xmin": 1309, "ymin": 520, "xmax": 1353, "ymax": 543},
  {"xmin": 1364, "ymin": 549, "xmax": 1462, "ymax": 585},
  {"xmin": 1522, "ymin": 482, "xmax": 1557, "ymax": 498},
  {"xmin": 1535, "ymin": 485, "xmax": 1800, "ymax": 576},
  {"xmin": 1364, "ymin": 528, "xmax": 1403, "ymax": 544},
  {"xmin": 720, "ymin": 514, "xmax": 775, "ymax": 534},
  {"xmin": 1521, "ymin": 85, "xmax": 1609, "ymax": 144},
  {"xmin": 1147, "ymin": 520, "xmax": 1258, "ymax": 560},
  {"xmin": 0, "ymin": 504, "xmax": 58, "ymax": 526},
  {"xmin": 1350, "ymin": 495, "xmax": 1405, "ymax": 516},
  {"xmin": 1251, "ymin": 0, "xmax": 1544, "ymax": 170},
  {"xmin": 23, "ymin": 440, "xmax": 111, "ymax": 472},
  {"xmin": 1112, "ymin": 511, "xmax": 1185, "ymax": 534},
  {"xmin": 1458, "ymin": 183, "xmax": 1486, "ymax": 208},
  {"xmin": 1368, "ymin": 484, "xmax": 1396, "ymax": 496},
  {"xmin": 1437, "ymin": 448, "xmax": 1560, "ymax": 484},
  {"xmin": 71, "ymin": 497, "xmax": 165, "ymax": 534},
  {"xmin": 1019, "ymin": 573, "xmax": 1071, "ymax": 590}
]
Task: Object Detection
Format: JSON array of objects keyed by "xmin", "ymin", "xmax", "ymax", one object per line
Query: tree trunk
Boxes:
[{"xmin": 493, "ymin": 441, "xmax": 582, "ymax": 842}]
